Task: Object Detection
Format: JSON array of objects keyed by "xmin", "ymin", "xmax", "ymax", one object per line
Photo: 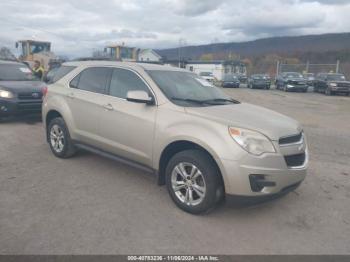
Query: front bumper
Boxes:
[
  {"xmin": 0, "ymin": 98, "xmax": 42, "ymax": 117},
  {"xmin": 223, "ymin": 82, "xmax": 240, "ymax": 88},
  {"xmin": 286, "ymin": 84, "xmax": 308, "ymax": 91},
  {"xmin": 331, "ymin": 86, "xmax": 350, "ymax": 93},
  {"xmin": 252, "ymin": 82, "xmax": 270, "ymax": 88},
  {"xmin": 218, "ymin": 143, "xmax": 308, "ymax": 196}
]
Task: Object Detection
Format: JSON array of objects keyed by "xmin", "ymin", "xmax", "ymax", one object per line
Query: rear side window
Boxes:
[
  {"xmin": 51, "ymin": 66, "xmax": 76, "ymax": 83},
  {"xmin": 109, "ymin": 68, "xmax": 149, "ymax": 99},
  {"xmin": 71, "ymin": 67, "xmax": 111, "ymax": 94}
]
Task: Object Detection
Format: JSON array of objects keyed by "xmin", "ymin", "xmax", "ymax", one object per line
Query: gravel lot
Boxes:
[{"xmin": 1, "ymin": 86, "xmax": 349, "ymax": 254}]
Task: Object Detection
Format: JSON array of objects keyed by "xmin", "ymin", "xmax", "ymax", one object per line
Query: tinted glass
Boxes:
[
  {"xmin": 148, "ymin": 70, "xmax": 233, "ymax": 107},
  {"xmin": 51, "ymin": 66, "xmax": 76, "ymax": 83},
  {"xmin": 0, "ymin": 64, "xmax": 38, "ymax": 81},
  {"xmin": 199, "ymin": 72, "xmax": 212, "ymax": 77},
  {"xmin": 109, "ymin": 68, "xmax": 149, "ymax": 98},
  {"xmin": 76, "ymin": 67, "xmax": 111, "ymax": 94},
  {"xmin": 285, "ymin": 72, "xmax": 303, "ymax": 78},
  {"xmin": 224, "ymin": 75, "xmax": 238, "ymax": 81},
  {"xmin": 326, "ymin": 74, "xmax": 346, "ymax": 81}
]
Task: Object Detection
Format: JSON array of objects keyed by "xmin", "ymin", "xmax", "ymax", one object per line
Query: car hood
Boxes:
[
  {"xmin": 185, "ymin": 103, "xmax": 301, "ymax": 141},
  {"xmin": 285, "ymin": 77, "xmax": 306, "ymax": 81},
  {"xmin": 327, "ymin": 80, "xmax": 350, "ymax": 84},
  {"xmin": 0, "ymin": 81, "xmax": 45, "ymax": 93}
]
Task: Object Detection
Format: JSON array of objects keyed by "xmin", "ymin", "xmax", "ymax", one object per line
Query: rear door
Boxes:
[
  {"xmin": 67, "ymin": 67, "xmax": 112, "ymax": 146},
  {"xmin": 98, "ymin": 67, "xmax": 157, "ymax": 167}
]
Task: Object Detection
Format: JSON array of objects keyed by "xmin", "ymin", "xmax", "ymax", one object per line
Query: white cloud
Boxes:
[{"xmin": 0, "ymin": 0, "xmax": 349, "ymax": 57}]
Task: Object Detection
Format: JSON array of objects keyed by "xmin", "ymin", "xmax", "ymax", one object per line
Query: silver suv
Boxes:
[{"xmin": 43, "ymin": 61, "xmax": 308, "ymax": 214}]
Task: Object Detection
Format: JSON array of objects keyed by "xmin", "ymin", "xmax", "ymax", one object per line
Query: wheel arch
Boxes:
[{"xmin": 157, "ymin": 140, "xmax": 225, "ymax": 190}]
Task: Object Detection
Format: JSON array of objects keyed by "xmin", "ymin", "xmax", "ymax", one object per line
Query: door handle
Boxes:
[{"xmin": 103, "ymin": 103, "xmax": 114, "ymax": 111}]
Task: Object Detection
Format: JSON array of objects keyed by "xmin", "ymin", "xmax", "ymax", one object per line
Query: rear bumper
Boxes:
[{"xmin": 0, "ymin": 98, "xmax": 42, "ymax": 117}]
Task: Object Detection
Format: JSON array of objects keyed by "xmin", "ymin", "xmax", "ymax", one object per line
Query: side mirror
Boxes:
[{"xmin": 126, "ymin": 90, "xmax": 154, "ymax": 105}]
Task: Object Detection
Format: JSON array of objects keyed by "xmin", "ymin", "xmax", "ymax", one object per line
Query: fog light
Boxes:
[
  {"xmin": 249, "ymin": 174, "xmax": 276, "ymax": 192},
  {"xmin": 1, "ymin": 105, "xmax": 8, "ymax": 112}
]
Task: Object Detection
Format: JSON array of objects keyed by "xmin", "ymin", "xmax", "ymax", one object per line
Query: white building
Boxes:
[
  {"xmin": 185, "ymin": 60, "xmax": 247, "ymax": 81},
  {"xmin": 138, "ymin": 49, "xmax": 162, "ymax": 62}
]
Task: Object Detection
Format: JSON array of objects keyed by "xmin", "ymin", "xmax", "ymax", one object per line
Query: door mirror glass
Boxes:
[{"xmin": 126, "ymin": 90, "xmax": 154, "ymax": 105}]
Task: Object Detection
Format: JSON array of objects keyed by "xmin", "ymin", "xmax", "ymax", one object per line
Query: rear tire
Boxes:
[
  {"xmin": 47, "ymin": 117, "xmax": 77, "ymax": 158},
  {"xmin": 165, "ymin": 150, "xmax": 224, "ymax": 214}
]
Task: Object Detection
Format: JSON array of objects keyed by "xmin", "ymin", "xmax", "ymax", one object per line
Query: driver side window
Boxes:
[{"xmin": 109, "ymin": 68, "xmax": 150, "ymax": 99}]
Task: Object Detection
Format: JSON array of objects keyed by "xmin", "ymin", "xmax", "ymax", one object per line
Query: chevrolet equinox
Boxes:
[{"xmin": 43, "ymin": 61, "xmax": 308, "ymax": 214}]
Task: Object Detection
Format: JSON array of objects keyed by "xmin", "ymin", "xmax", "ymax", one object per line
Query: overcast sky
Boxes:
[{"xmin": 1, "ymin": 0, "xmax": 350, "ymax": 57}]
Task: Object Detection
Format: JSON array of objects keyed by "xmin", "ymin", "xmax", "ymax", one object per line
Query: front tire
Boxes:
[
  {"xmin": 166, "ymin": 150, "xmax": 224, "ymax": 214},
  {"xmin": 47, "ymin": 117, "xmax": 77, "ymax": 158},
  {"xmin": 325, "ymin": 88, "xmax": 333, "ymax": 96}
]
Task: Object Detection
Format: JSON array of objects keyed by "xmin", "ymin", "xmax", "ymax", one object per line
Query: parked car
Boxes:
[
  {"xmin": 199, "ymin": 72, "xmax": 215, "ymax": 83},
  {"xmin": 222, "ymin": 74, "xmax": 240, "ymax": 88},
  {"xmin": 304, "ymin": 73, "xmax": 315, "ymax": 86},
  {"xmin": 235, "ymin": 73, "xmax": 248, "ymax": 83},
  {"xmin": 276, "ymin": 72, "xmax": 308, "ymax": 92},
  {"xmin": 248, "ymin": 74, "xmax": 271, "ymax": 89},
  {"xmin": 314, "ymin": 73, "xmax": 350, "ymax": 96},
  {"xmin": 0, "ymin": 60, "xmax": 45, "ymax": 120},
  {"xmin": 43, "ymin": 61, "xmax": 308, "ymax": 214}
]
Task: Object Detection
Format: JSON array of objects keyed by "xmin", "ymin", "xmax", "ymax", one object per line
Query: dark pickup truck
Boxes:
[{"xmin": 314, "ymin": 73, "xmax": 350, "ymax": 96}]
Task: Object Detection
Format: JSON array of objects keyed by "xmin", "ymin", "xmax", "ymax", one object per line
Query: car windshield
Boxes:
[
  {"xmin": 285, "ymin": 73, "xmax": 303, "ymax": 78},
  {"xmin": 148, "ymin": 70, "xmax": 239, "ymax": 107},
  {"xmin": 327, "ymin": 74, "xmax": 346, "ymax": 81},
  {"xmin": 252, "ymin": 75, "xmax": 268, "ymax": 79},
  {"xmin": 0, "ymin": 64, "xmax": 38, "ymax": 81},
  {"xmin": 199, "ymin": 72, "xmax": 213, "ymax": 77},
  {"xmin": 223, "ymin": 75, "xmax": 238, "ymax": 81}
]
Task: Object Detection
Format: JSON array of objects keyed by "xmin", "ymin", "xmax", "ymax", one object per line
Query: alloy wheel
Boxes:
[
  {"xmin": 171, "ymin": 162, "xmax": 206, "ymax": 206},
  {"xmin": 50, "ymin": 124, "xmax": 65, "ymax": 153}
]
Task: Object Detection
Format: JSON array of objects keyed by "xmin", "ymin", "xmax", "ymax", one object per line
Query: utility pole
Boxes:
[
  {"xmin": 306, "ymin": 61, "xmax": 310, "ymax": 73},
  {"xmin": 336, "ymin": 60, "xmax": 340, "ymax": 73},
  {"xmin": 276, "ymin": 60, "xmax": 280, "ymax": 76},
  {"xmin": 178, "ymin": 38, "xmax": 186, "ymax": 68}
]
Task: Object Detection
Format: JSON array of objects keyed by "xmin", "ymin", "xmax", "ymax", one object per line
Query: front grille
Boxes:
[
  {"xmin": 337, "ymin": 83, "xmax": 350, "ymax": 88},
  {"xmin": 284, "ymin": 153, "xmax": 306, "ymax": 167},
  {"xmin": 279, "ymin": 133, "xmax": 302, "ymax": 145},
  {"xmin": 290, "ymin": 80, "xmax": 306, "ymax": 86},
  {"xmin": 17, "ymin": 101, "xmax": 42, "ymax": 112},
  {"xmin": 18, "ymin": 92, "xmax": 43, "ymax": 100}
]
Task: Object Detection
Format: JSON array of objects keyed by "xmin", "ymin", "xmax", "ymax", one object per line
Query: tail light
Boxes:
[{"xmin": 42, "ymin": 86, "xmax": 48, "ymax": 97}]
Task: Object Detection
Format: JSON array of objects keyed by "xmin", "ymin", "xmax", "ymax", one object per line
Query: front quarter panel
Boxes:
[{"xmin": 153, "ymin": 104, "xmax": 248, "ymax": 191}]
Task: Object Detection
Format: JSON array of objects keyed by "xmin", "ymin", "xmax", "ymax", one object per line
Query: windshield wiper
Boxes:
[
  {"xmin": 171, "ymin": 97, "xmax": 207, "ymax": 105},
  {"xmin": 203, "ymin": 98, "xmax": 240, "ymax": 104}
]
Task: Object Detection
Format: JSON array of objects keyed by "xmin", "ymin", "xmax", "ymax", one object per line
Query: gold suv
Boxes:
[{"xmin": 43, "ymin": 61, "xmax": 308, "ymax": 214}]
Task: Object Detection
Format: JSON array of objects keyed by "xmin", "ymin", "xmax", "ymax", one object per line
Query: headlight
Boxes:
[
  {"xmin": 329, "ymin": 83, "xmax": 337, "ymax": 87},
  {"xmin": 0, "ymin": 90, "xmax": 14, "ymax": 99},
  {"xmin": 229, "ymin": 127, "xmax": 276, "ymax": 156},
  {"xmin": 287, "ymin": 84, "xmax": 294, "ymax": 88}
]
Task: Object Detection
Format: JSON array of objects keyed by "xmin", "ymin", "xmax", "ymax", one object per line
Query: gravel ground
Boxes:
[{"xmin": 0, "ymin": 86, "xmax": 349, "ymax": 254}]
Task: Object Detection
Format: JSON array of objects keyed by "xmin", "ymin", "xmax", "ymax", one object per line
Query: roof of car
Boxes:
[
  {"xmin": 63, "ymin": 60, "xmax": 185, "ymax": 72},
  {"xmin": 0, "ymin": 60, "xmax": 24, "ymax": 65}
]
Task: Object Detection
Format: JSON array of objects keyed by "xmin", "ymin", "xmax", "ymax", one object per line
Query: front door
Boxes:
[{"xmin": 99, "ymin": 67, "xmax": 157, "ymax": 167}]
